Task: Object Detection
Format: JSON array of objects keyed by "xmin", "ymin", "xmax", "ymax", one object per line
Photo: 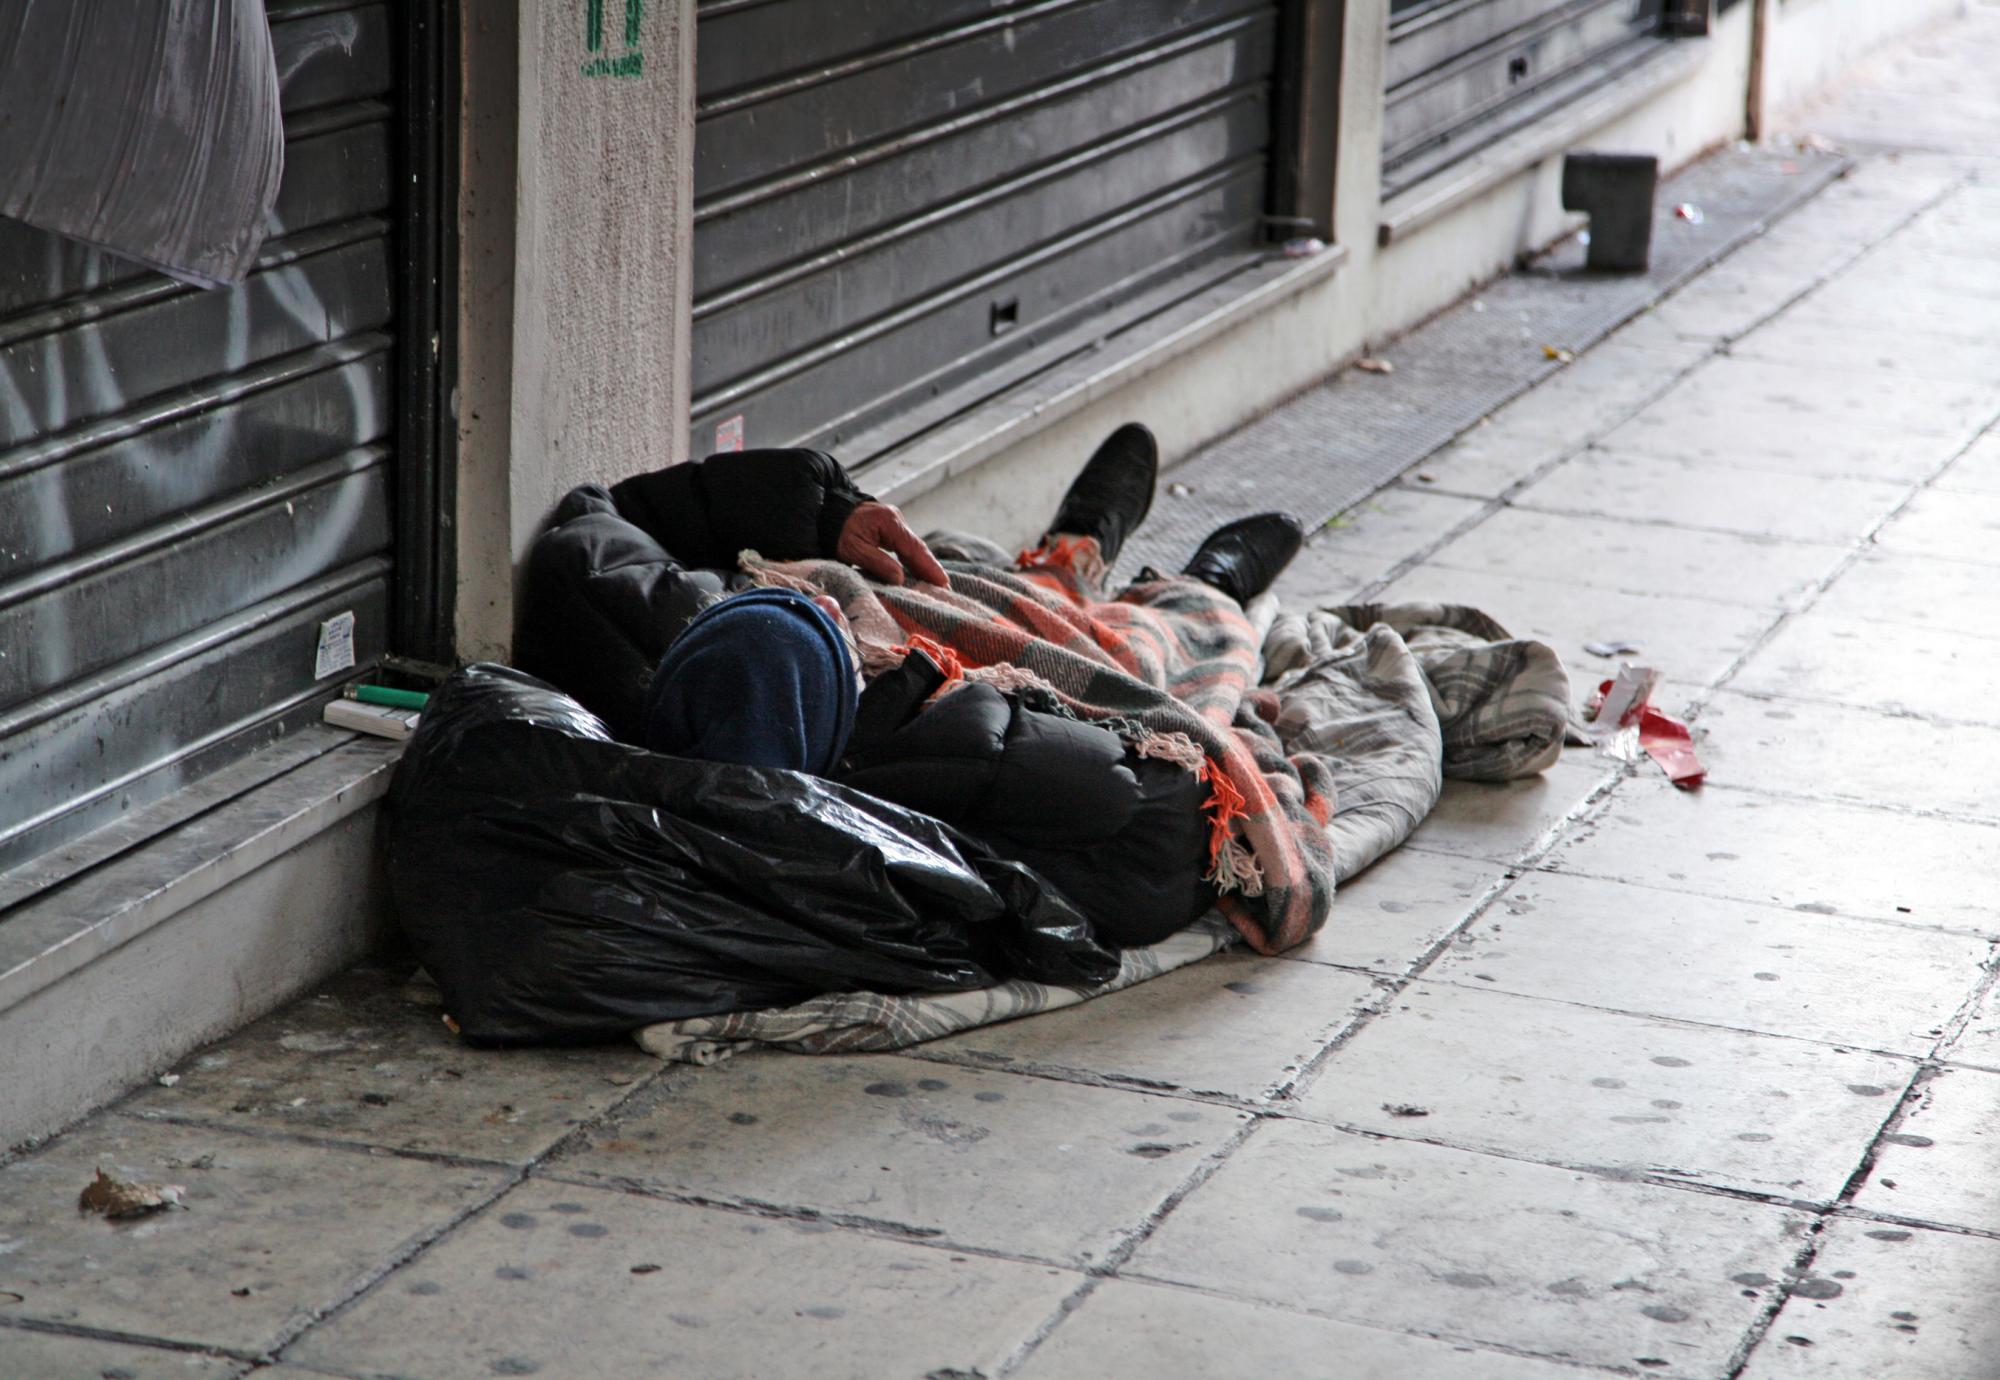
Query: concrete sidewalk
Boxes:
[{"xmin": 5, "ymin": 8, "xmax": 1999, "ymax": 1378}]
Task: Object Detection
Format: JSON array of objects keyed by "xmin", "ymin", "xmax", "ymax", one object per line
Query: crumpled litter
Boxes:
[{"xmin": 1585, "ymin": 666, "xmax": 1705, "ymax": 789}]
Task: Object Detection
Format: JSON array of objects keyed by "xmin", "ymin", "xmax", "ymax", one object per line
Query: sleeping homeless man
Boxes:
[{"xmin": 514, "ymin": 423, "xmax": 1339, "ymax": 955}]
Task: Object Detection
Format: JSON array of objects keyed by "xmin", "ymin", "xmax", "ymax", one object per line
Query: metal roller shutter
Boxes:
[
  {"xmin": 1383, "ymin": 0, "xmax": 1667, "ymax": 199},
  {"xmin": 0, "ymin": 0, "xmax": 405, "ymax": 871},
  {"xmin": 690, "ymin": 0, "xmax": 1282, "ymax": 461}
]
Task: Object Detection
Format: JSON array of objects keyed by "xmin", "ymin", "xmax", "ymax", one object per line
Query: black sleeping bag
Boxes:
[{"xmin": 386, "ymin": 664, "xmax": 1120, "ymax": 1046}]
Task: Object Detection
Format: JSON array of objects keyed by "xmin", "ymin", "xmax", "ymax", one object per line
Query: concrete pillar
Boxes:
[
  {"xmin": 1330, "ymin": 0, "xmax": 1387, "ymax": 262},
  {"xmin": 1746, "ymin": 0, "xmax": 1778, "ymax": 140},
  {"xmin": 452, "ymin": 0, "xmax": 696, "ymax": 663}
]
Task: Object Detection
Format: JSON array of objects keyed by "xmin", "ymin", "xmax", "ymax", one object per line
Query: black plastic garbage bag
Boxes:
[{"xmin": 386, "ymin": 664, "xmax": 1118, "ymax": 1045}]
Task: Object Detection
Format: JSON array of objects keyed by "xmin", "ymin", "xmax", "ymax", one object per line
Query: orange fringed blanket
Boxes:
[{"xmin": 744, "ymin": 539, "xmax": 1336, "ymax": 954}]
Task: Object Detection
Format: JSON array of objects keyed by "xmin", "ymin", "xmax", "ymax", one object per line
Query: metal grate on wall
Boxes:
[
  {"xmin": 1383, "ymin": 0, "xmax": 1671, "ymax": 200},
  {"xmin": 0, "ymin": 0, "xmax": 401, "ymax": 873},
  {"xmin": 688, "ymin": 0, "xmax": 1282, "ymax": 464}
]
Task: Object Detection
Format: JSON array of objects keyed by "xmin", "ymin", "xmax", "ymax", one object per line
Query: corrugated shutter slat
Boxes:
[
  {"xmin": 0, "ymin": 0, "xmax": 399, "ymax": 871},
  {"xmin": 690, "ymin": 0, "xmax": 1280, "ymax": 460}
]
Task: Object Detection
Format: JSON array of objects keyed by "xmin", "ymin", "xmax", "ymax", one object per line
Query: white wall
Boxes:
[{"xmin": 1761, "ymin": 0, "xmax": 1965, "ymax": 121}]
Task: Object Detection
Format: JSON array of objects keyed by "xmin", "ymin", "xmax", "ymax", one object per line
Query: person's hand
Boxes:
[{"xmin": 836, "ymin": 501, "xmax": 949, "ymax": 587}]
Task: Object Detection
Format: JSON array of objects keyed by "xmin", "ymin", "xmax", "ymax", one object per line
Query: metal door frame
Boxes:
[
  {"xmin": 392, "ymin": 0, "xmax": 458, "ymax": 669},
  {"xmin": 1267, "ymin": 0, "xmax": 1346, "ymax": 242}
]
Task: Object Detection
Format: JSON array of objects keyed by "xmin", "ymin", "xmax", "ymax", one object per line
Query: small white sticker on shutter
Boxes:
[{"xmin": 314, "ymin": 611, "xmax": 357, "ymax": 680}]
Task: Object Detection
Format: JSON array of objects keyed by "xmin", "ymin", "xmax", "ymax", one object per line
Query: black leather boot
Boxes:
[
  {"xmin": 1181, "ymin": 512, "xmax": 1305, "ymax": 605},
  {"xmin": 1045, "ymin": 423, "xmax": 1158, "ymax": 565}
]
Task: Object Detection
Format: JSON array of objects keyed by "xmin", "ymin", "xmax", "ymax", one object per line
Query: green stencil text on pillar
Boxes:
[{"xmin": 583, "ymin": 0, "xmax": 644, "ymax": 78}]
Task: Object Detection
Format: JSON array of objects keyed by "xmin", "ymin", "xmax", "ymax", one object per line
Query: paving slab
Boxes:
[
  {"xmin": 1722, "ymin": 230, "xmax": 1870, "ymax": 286},
  {"xmin": 1644, "ymin": 268, "xmax": 1818, "ymax": 342},
  {"xmin": 1318, "ymin": 488, "xmax": 1488, "ymax": 562},
  {"xmin": 1382, "ymin": 565, "xmax": 1776, "ymax": 691},
  {"xmin": 1936, "ymin": 429, "xmax": 2000, "ymax": 494},
  {"xmin": 543, "ymin": 1054, "xmax": 1246, "ymax": 1267},
  {"xmin": 1834, "ymin": 177, "xmax": 2000, "ymax": 239},
  {"xmin": 1425, "ymin": 505, "xmax": 1845, "ymax": 609},
  {"xmin": 1697, "ymin": 689, "xmax": 2000, "ymax": 820},
  {"xmin": 1791, "ymin": 148, "xmax": 1964, "ymax": 209},
  {"xmin": 1516, "ymin": 448, "xmax": 1907, "ymax": 545},
  {"xmin": 1851, "ymin": 1066, "xmax": 2000, "ymax": 1232},
  {"xmin": 1596, "ymin": 388, "xmax": 1968, "ymax": 483},
  {"xmin": 1875, "ymin": 224, "xmax": 2000, "ymax": 274},
  {"xmin": 1862, "ymin": 225, "xmax": 2000, "ymax": 268},
  {"xmin": 1731, "ymin": 315, "xmax": 2000, "ymax": 384},
  {"xmin": 1772, "ymin": 295, "xmax": 2000, "ymax": 353},
  {"xmin": 125, "ymin": 968, "xmax": 657, "ymax": 1165},
  {"xmin": 1907, "ymin": 178, "xmax": 2000, "ymax": 221},
  {"xmin": 1730, "ymin": 611, "xmax": 2000, "ymax": 726},
  {"xmin": 1125, "ymin": 1117, "xmax": 1809, "ymax": 1377},
  {"xmin": 1283, "ymin": 847, "xmax": 1505, "ymax": 974},
  {"xmin": 1295, "ymin": 981, "xmax": 1910, "ymax": 1202},
  {"xmin": 1401, "ymin": 756, "xmax": 1614, "ymax": 866},
  {"xmin": 1271, "ymin": 530, "xmax": 1386, "ymax": 608},
  {"xmin": 1547, "ymin": 776, "xmax": 2000, "ymax": 934},
  {"xmin": 1799, "ymin": 273, "xmax": 2000, "ymax": 341},
  {"xmin": 1942, "ymin": 977, "xmax": 2000, "ymax": 1073},
  {"xmin": 1650, "ymin": 355, "xmax": 1997, "ymax": 441},
  {"xmin": 1842, "ymin": 253, "xmax": 2000, "ymax": 304},
  {"xmin": 1875, "ymin": 486, "xmax": 2000, "ymax": 567},
  {"xmin": 1809, "ymin": 549, "xmax": 2000, "ymax": 643},
  {"xmin": 1598, "ymin": 309, "xmax": 1703, "ymax": 356},
  {"xmin": 1739, "ymin": 1218, "xmax": 2000, "ymax": 1380},
  {"xmin": 1399, "ymin": 418, "xmax": 1577, "ymax": 500},
  {"xmin": 1469, "ymin": 340, "xmax": 1704, "ymax": 445},
  {"xmin": 1756, "ymin": 152, "xmax": 1958, "ymax": 228},
  {"xmin": 0, "ymin": 1330, "xmax": 241, "ymax": 1379},
  {"xmin": 1014, "ymin": 1277, "xmax": 1588, "ymax": 1380},
  {"xmin": 285, "ymin": 1180, "xmax": 1075, "ymax": 1380},
  {"xmin": 1430, "ymin": 870, "xmax": 1989, "ymax": 1055},
  {"xmin": 0, "ymin": 1117, "xmax": 504, "ymax": 1355},
  {"xmin": 919, "ymin": 949, "xmax": 1377, "ymax": 1101}
]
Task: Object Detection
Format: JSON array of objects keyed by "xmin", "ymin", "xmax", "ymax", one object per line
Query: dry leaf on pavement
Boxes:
[{"xmin": 78, "ymin": 1168, "xmax": 186, "ymax": 1219}]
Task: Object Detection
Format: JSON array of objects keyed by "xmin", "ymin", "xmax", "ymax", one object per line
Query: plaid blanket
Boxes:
[
  {"xmin": 633, "ymin": 598, "xmax": 1571, "ymax": 1064},
  {"xmin": 743, "ymin": 540, "xmax": 1337, "ymax": 956},
  {"xmin": 636, "ymin": 914, "xmax": 1238, "ymax": 1064},
  {"xmin": 1271, "ymin": 603, "xmax": 1570, "ymax": 783}
]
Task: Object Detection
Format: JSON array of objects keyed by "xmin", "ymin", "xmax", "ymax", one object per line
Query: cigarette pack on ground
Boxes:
[{"xmin": 323, "ymin": 698, "xmax": 421, "ymax": 742}]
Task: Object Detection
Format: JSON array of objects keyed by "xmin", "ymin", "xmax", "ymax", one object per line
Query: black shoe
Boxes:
[
  {"xmin": 1045, "ymin": 423, "xmax": 1158, "ymax": 565},
  {"xmin": 1181, "ymin": 512, "xmax": 1305, "ymax": 605}
]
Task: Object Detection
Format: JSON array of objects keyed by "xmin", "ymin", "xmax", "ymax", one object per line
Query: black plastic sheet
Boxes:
[{"xmin": 387, "ymin": 665, "xmax": 1117, "ymax": 1045}]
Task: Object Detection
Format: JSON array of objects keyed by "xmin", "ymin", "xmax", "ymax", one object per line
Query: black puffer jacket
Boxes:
[
  {"xmin": 839, "ymin": 651, "xmax": 1214, "ymax": 948},
  {"xmin": 515, "ymin": 451, "xmax": 1214, "ymax": 947},
  {"xmin": 516, "ymin": 449, "xmax": 869, "ymax": 745}
]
